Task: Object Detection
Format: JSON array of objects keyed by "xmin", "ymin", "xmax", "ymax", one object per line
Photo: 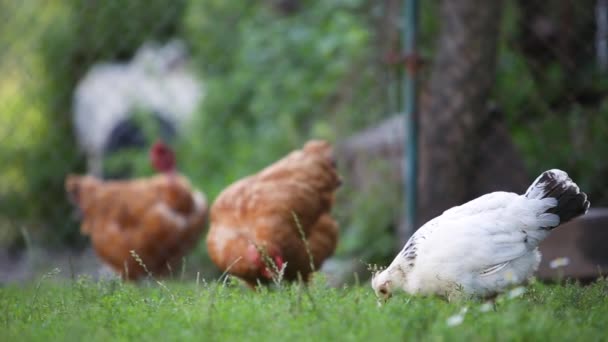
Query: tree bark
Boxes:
[
  {"xmin": 416, "ymin": 0, "xmax": 506, "ymax": 226},
  {"xmin": 338, "ymin": 0, "xmax": 533, "ymax": 248}
]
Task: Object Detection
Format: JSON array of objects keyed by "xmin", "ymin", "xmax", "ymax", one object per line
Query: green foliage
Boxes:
[
  {"xmin": 407, "ymin": 1, "xmax": 608, "ymax": 207},
  {"xmin": 66, "ymin": 0, "xmax": 187, "ymax": 62},
  {"xmin": 0, "ymin": 1, "xmax": 80, "ymax": 246},
  {"xmin": 180, "ymin": 0, "xmax": 377, "ymax": 200},
  {"xmin": 495, "ymin": 2, "xmax": 608, "ymax": 204},
  {"xmin": 2, "ymin": 276, "xmax": 608, "ymax": 341},
  {"xmin": 103, "ymin": 110, "xmax": 168, "ymax": 178},
  {"xmin": 336, "ymin": 159, "xmax": 401, "ymax": 262}
]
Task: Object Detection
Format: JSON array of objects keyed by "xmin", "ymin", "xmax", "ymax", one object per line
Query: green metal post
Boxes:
[{"xmin": 403, "ymin": 0, "xmax": 419, "ymax": 238}]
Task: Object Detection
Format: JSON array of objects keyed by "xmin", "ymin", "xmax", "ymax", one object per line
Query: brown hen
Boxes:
[
  {"xmin": 65, "ymin": 141, "xmax": 207, "ymax": 280},
  {"xmin": 206, "ymin": 140, "xmax": 341, "ymax": 287}
]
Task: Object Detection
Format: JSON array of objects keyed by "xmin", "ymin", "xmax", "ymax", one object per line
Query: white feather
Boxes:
[
  {"xmin": 373, "ymin": 190, "xmax": 561, "ymax": 298},
  {"xmin": 72, "ymin": 39, "xmax": 204, "ymax": 176}
]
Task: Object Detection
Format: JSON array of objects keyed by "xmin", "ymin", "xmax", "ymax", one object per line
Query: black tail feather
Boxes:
[{"xmin": 525, "ymin": 169, "xmax": 590, "ymax": 227}]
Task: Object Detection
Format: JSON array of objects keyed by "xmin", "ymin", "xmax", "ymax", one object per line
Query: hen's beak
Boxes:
[{"xmin": 377, "ymin": 294, "xmax": 392, "ymax": 307}]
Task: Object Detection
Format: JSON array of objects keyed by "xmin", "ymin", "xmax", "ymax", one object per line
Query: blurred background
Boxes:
[{"xmin": 1, "ymin": 0, "xmax": 607, "ymax": 284}]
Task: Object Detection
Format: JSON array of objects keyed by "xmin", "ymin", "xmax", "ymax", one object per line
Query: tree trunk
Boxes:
[
  {"xmin": 338, "ymin": 0, "xmax": 530, "ymax": 249},
  {"xmin": 416, "ymin": 0, "xmax": 506, "ymax": 226}
]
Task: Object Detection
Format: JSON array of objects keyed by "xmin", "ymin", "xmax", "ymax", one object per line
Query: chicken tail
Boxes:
[{"xmin": 524, "ymin": 169, "xmax": 590, "ymax": 226}]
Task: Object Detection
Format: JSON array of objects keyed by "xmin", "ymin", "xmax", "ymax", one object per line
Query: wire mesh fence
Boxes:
[{"xmin": 0, "ymin": 1, "xmax": 606, "ymax": 282}]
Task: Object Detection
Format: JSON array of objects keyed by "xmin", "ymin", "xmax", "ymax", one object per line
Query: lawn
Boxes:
[{"xmin": 2, "ymin": 273, "xmax": 608, "ymax": 341}]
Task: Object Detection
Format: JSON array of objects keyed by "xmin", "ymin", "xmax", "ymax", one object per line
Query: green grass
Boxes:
[{"xmin": 2, "ymin": 274, "xmax": 608, "ymax": 341}]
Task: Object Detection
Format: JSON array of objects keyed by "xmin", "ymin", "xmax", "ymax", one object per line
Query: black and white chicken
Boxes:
[
  {"xmin": 72, "ymin": 39, "xmax": 203, "ymax": 177},
  {"xmin": 372, "ymin": 169, "xmax": 590, "ymax": 300}
]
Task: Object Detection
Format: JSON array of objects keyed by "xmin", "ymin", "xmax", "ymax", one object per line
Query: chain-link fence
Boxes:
[{"xmin": 1, "ymin": 1, "xmax": 606, "ymax": 282}]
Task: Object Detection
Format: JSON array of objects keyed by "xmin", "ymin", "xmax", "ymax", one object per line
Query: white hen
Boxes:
[{"xmin": 372, "ymin": 169, "xmax": 590, "ymax": 300}]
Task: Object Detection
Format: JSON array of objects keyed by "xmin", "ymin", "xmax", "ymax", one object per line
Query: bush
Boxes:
[{"xmin": 179, "ymin": 0, "xmax": 378, "ymax": 199}]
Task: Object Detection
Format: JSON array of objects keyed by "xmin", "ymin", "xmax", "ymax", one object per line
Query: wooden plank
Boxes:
[{"xmin": 538, "ymin": 208, "xmax": 608, "ymax": 281}]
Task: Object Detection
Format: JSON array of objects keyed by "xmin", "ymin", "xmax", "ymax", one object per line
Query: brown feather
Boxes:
[
  {"xmin": 206, "ymin": 140, "xmax": 341, "ymax": 286},
  {"xmin": 65, "ymin": 173, "xmax": 207, "ymax": 280}
]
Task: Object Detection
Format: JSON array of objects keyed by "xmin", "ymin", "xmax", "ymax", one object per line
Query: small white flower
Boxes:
[
  {"xmin": 479, "ymin": 302, "xmax": 493, "ymax": 313},
  {"xmin": 446, "ymin": 307, "xmax": 468, "ymax": 327},
  {"xmin": 549, "ymin": 257, "xmax": 570, "ymax": 269},
  {"xmin": 446, "ymin": 314, "xmax": 464, "ymax": 327},
  {"xmin": 507, "ymin": 286, "xmax": 526, "ymax": 299}
]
